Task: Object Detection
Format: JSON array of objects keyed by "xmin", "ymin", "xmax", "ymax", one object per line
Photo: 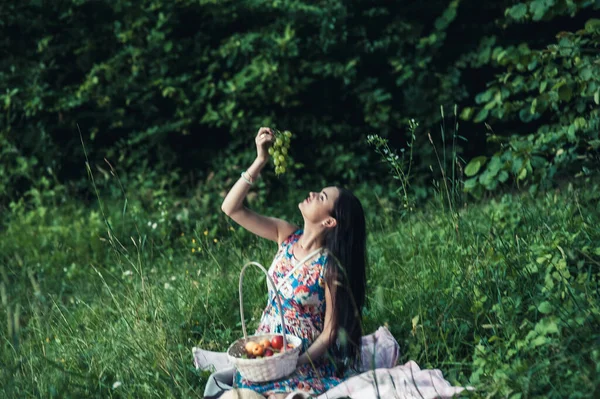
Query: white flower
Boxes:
[
  {"xmin": 122, "ymin": 270, "xmax": 133, "ymax": 277},
  {"xmin": 112, "ymin": 381, "xmax": 122, "ymax": 389},
  {"xmin": 164, "ymin": 283, "xmax": 173, "ymax": 290},
  {"xmin": 152, "ymin": 222, "xmax": 157, "ymax": 230}
]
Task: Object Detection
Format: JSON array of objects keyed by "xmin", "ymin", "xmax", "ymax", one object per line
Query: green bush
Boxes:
[
  {"xmin": 460, "ymin": 3, "xmax": 600, "ymax": 194},
  {"xmin": 2, "ymin": 0, "xmax": 598, "ymax": 207}
]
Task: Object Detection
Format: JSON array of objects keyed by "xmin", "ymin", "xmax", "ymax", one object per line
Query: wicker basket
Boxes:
[{"xmin": 226, "ymin": 261, "xmax": 302, "ymax": 382}]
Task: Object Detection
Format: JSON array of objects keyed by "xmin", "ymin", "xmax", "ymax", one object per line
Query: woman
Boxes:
[{"xmin": 219, "ymin": 127, "xmax": 367, "ymax": 399}]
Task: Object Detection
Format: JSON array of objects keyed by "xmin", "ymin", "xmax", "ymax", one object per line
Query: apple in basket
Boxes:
[
  {"xmin": 240, "ymin": 336, "xmax": 297, "ymax": 359},
  {"xmin": 270, "ymin": 335, "xmax": 284, "ymax": 350},
  {"xmin": 244, "ymin": 341, "xmax": 264, "ymax": 357}
]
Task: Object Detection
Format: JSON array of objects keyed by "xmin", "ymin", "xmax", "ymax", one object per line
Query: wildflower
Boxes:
[
  {"xmin": 112, "ymin": 381, "xmax": 122, "ymax": 389},
  {"xmin": 213, "ymin": 238, "xmax": 218, "ymax": 243},
  {"xmin": 170, "ymin": 276, "xmax": 176, "ymax": 281},
  {"xmin": 197, "ymin": 247, "xmax": 202, "ymax": 252},
  {"xmin": 61, "ymin": 358, "xmax": 65, "ymax": 363},
  {"xmin": 229, "ymin": 226, "xmax": 234, "ymax": 231},
  {"xmin": 181, "ymin": 232, "xmax": 184, "ymax": 236},
  {"xmin": 164, "ymin": 283, "xmax": 173, "ymax": 290},
  {"xmin": 192, "ymin": 248, "xmax": 196, "ymax": 253},
  {"xmin": 204, "ymin": 230, "xmax": 208, "ymax": 236},
  {"xmin": 46, "ymin": 337, "xmax": 50, "ymax": 343},
  {"xmin": 192, "ymin": 239, "xmax": 196, "ymax": 243},
  {"xmin": 152, "ymin": 222, "xmax": 157, "ymax": 230}
]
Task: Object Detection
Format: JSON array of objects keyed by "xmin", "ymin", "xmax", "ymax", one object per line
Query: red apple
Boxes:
[
  {"xmin": 264, "ymin": 349, "xmax": 274, "ymax": 357},
  {"xmin": 270, "ymin": 335, "xmax": 284, "ymax": 350}
]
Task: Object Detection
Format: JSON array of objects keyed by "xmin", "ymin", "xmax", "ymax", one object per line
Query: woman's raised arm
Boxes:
[{"xmin": 221, "ymin": 127, "xmax": 297, "ymax": 245}]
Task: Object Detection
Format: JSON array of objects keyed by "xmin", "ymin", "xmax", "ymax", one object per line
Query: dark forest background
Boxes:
[{"xmin": 2, "ymin": 0, "xmax": 598, "ymax": 207}]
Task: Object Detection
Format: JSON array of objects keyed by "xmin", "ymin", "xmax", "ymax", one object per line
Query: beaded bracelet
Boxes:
[{"xmin": 240, "ymin": 171, "xmax": 254, "ymax": 186}]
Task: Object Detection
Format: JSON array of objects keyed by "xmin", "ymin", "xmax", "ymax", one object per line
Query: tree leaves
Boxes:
[
  {"xmin": 507, "ymin": 4, "xmax": 528, "ymax": 20},
  {"xmin": 1, "ymin": 0, "xmax": 598, "ymax": 203},
  {"xmin": 461, "ymin": 0, "xmax": 600, "ymax": 194},
  {"xmin": 584, "ymin": 18, "xmax": 600, "ymax": 33},
  {"xmin": 473, "ymin": 108, "xmax": 489, "ymax": 123},
  {"xmin": 529, "ymin": 0, "xmax": 555, "ymax": 22},
  {"xmin": 464, "ymin": 156, "xmax": 488, "ymax": 177},
  {"xmin": 558, "ymin": 84, "xmax": 573, "ymax": 102},
  {"xmin": 537, "ymin": 301, "xmax": 553, "ymax": 314}
]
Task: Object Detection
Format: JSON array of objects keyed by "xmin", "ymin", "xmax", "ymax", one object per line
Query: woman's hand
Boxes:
[{"xmin": 255, "ymin": 127, "xmax": 274, "ymax": 162}]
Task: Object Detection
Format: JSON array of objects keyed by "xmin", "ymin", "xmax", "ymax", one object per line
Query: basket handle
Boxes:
[{"xmin": 239, "ymin": 261, "xmax": 290, "ymax": 352}]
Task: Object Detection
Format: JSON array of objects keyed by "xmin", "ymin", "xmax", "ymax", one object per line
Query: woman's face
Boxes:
[{"xmin": 298, "ymin": 186, "xmax": 340, "ymax": 224}]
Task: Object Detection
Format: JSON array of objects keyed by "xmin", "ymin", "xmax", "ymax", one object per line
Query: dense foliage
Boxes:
[{"xmin": 1, "ymin": 0, "xmax": 599, "ymax": 208}]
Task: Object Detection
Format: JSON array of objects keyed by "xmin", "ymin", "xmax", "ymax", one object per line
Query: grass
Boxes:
[{"xmin": 1, "ymin": 178, "xmax": 599, "ymax": 398}]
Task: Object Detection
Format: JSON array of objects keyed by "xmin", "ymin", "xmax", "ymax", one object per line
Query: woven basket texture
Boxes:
[{"xmin": 227, "ymin": 334, "xmax": 303, "ymax": 382}]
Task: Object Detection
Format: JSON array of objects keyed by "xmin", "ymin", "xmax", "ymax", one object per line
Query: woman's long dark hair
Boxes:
[{"xmin": 323, "ymin": 187, "xmax": 367, "ymax": 373}]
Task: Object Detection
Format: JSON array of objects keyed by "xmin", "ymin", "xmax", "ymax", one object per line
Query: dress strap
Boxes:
[{"xmin": 275, "ymin": 247, "xmax": 323, "ymax": 291}]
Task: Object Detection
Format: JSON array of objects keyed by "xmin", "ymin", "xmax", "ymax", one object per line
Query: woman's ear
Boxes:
[{"xmin": 322, "ymin": 217, "xmax": 337, "ymax": 228}]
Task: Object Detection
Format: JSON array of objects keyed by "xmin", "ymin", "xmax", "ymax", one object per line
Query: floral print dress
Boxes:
[{"xmin": 234, "ymin": 229, "xmax": 344, "ymax": 396}]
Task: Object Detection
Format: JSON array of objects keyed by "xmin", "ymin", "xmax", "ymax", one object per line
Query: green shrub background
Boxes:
[{"xmin": 1, "ymin": 1, "xmax": 599, "ymax": 398}]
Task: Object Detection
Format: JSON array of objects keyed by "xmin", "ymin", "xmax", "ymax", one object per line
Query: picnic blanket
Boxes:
[
  {"xmin": 292, "ymin": 360, "xmax": 470, "ymax": 399},
  {"xmin": 194, "ymin": 326, "xmax": 471, "ymax": 398}
]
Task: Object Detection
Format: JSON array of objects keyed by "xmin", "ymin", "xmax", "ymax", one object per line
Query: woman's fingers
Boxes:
[
  {"xmin": 257, "ymin": 127, "xmax": 271, "ymax": 137},
  {"xmin": 255, "ymin": 128, "xmax": 274, "ymax": 160},
  {"xmin": 257, "ymin": 128, "xmax": 274, "ymax": 143},
  {"xmin": 257, "ymin": 127, "xmax": 272, "ymax": 138}
]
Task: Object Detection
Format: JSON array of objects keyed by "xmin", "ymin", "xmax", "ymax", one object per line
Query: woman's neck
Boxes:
[{"xmin": 297, "ymin": 226, "xmax": 325, "ymax": 251}]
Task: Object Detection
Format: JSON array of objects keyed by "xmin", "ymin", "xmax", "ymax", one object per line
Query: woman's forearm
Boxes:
[
  {"xmin": 221, "ymin": 157, "xmax": 268, "ymax": 215},
  {"xmin": 297, "ymin": 329, "xmax": 334, "ymax": 366}
]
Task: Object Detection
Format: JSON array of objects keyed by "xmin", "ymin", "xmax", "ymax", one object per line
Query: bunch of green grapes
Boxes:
[{"xmin": 268, "ymin": 129, "xmax": 293, "ymax": 175}]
